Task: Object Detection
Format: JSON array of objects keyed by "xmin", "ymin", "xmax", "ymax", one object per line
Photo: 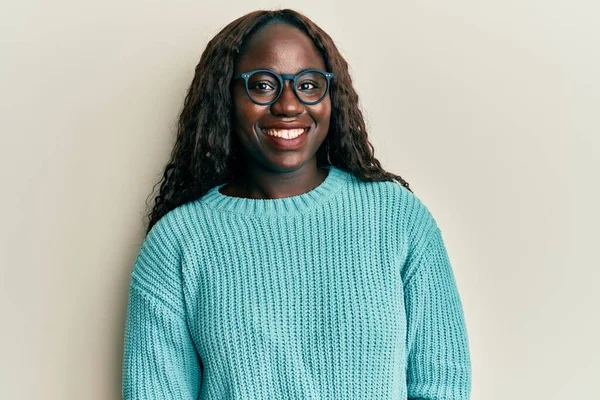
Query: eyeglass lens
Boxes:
[{"xmin": 247, "ymin": 71, "xmax": 328, "ymax": 104}]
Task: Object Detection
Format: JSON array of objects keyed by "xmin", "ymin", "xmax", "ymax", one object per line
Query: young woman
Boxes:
[{"xmin": 122, "ymin": 9, "xmax": 472, "ymax": 400}]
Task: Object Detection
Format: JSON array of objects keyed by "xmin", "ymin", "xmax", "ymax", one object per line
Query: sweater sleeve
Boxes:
[
  {"xmin": 403, "ymin": 227, "xmax": 472, "ymax": 399},
  {"xmin": 122, "ymin": 216, "xmax": 201, "ymax": 400}
]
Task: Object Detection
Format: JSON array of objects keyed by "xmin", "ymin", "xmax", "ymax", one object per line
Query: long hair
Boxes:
[{"xmin": 145, "ymin": 9, "xmax": 412, "ymax": 235}]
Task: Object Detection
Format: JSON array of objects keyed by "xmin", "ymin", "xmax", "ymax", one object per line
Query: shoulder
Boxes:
[
  {"xmin": 345, "ymin": 174, "xmax": 440, "ymax": 254},
  {"xmin": 133, "ymin": 200, "xmax": 206, "ymax": 279},
  {"xmin": 143, "ymin": 202, "xmax": 192, "ymax": 251},
  {"xmin": 129, "ymin": 204, "xmax": 206, "ymax": 315},
  {"xmin": 132, "ymin": 209, "xmax": 183, "ymax": 282},
  {"xmin": 351, "ymin": 176, "xmax": 439, "ymax": 234},
  {"xmin": 359, "ymin": 177, "xmax": 441, "ymax": 259},
  {"xmin": 389, "ymin": 181, "xmax": 439, "ymax": 241},
  {"xmin": 145, "ymin": 199, "xmax": 212, "ymax": 245}
]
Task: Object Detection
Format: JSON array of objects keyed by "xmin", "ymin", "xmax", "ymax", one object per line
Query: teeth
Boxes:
[{"xmin": 263, "ymin": 128, "xmax": 306, "ymax": 139}]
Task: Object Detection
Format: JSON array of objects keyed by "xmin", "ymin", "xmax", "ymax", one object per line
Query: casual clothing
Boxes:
[{"xmin": 122, "ymin": 165, "xmax": 472, "ymax": 399}]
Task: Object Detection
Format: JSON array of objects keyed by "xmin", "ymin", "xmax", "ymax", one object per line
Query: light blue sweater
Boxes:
[{"xmin": 122, "ymin": 165, "xmax": 471, "ymax": 399}]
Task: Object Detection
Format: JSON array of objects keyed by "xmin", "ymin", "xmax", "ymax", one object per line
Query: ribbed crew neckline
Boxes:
[{"xmin": 200, "ymin": 165, "xmax": 350, "ymax": 216}]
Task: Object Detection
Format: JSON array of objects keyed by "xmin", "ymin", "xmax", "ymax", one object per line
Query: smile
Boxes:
[{"xmin": 261, "ymin": 127, "xmax": 309, "ymax": 140}]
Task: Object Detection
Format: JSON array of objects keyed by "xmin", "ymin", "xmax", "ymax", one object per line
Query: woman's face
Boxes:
[{"xmin": 231, "ymin": 23, "xmax": 331, "ymax": 173}]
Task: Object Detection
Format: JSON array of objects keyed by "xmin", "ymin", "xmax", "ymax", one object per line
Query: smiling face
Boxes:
[{"xmin": 231, "ymin": 22, "xmax": 331, "ymax": 173}]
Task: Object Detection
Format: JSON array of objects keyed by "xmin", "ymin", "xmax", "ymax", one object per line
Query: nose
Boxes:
[{"xmin": 270, "ymin": 80, "xmax": 304, "ymax": 117}]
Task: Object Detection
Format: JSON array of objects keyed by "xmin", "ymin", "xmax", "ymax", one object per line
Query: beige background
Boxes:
[{"xmin": 1, "ymin": 0, "xmax": 598, "ymax": 398}]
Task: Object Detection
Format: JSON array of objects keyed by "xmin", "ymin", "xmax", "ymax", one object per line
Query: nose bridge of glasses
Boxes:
[
  {"xmin": 276, "ymin": 75, "xmax": 302, "ymax": 104},
  {"xmin": 280, "ymin": 73, "xmax": 297, "ymax": 82}
]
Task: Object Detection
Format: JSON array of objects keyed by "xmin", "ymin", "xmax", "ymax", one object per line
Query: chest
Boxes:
[{"xmin": 182, "ymin": 213, "xmax": 409, "ymax": 369}]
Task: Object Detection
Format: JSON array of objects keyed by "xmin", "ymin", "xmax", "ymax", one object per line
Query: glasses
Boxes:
[{"xmin": 232, "ymin": 68, "xmax": 334, "ymax": 106}]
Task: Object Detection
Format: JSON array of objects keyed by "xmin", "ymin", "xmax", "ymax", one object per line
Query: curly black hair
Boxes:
[{"xmin": 145, "ymin": 9, "xmax": 412, "ymax": 235}]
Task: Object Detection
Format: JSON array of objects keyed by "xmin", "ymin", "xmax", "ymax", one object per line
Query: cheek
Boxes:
[
  {"xmin": 233, "ymin": 101, "xmax": 262, "ymax": 130},
  {"xmin": 232, "ymin": 86, "xmax": 260, "ymax": 129},
  {"xmin": 311, "ymin": 98, "xmax": 332, "ymax": 125}
]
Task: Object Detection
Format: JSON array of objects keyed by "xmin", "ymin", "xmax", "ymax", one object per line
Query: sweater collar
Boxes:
[{"xmin": 200, "ymin": 165, "xmax": 350, "ymax": 216}]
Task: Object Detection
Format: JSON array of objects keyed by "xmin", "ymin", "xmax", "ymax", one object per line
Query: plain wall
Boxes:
[{"xmin": 1, "ymin": 0, "xmax": 598, "ymax": 398}]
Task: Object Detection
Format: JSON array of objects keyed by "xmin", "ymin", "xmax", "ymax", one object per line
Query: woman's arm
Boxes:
[
  {"xmin": 122, "ymin": 217, "xmax": 201, "ymax": 399},
  {"xmin": 404, "ymin": 227, "xmax": 472, "ymax": 399}
]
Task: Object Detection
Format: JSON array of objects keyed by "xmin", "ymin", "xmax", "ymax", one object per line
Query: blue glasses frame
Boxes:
[{"xmin": 232, "ymin": 68, "xmax": 334, "ymax": 106}]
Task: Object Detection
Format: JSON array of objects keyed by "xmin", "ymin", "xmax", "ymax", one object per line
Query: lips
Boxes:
[
  {"xmin": 259, "ymin": 123, "xmax": 310, "ymax": 149},
  {"xmin": 261, "ymin": 127, "xmax": 308, "ymax": 139},
  {"xmin": 260, "ymin": 122, "xmax": 312, "ymax": 140}
]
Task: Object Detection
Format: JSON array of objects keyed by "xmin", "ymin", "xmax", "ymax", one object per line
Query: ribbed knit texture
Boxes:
[{"xmin": 122, "ymin": 165, "xmax": 471, "ymax": 399}]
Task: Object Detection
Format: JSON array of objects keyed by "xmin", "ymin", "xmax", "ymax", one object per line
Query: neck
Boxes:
[{"xmin": 222, "ymin": 163, "xmax": 328, "ymax": 200}]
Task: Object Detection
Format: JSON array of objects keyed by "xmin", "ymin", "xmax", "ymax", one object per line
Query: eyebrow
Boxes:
[{"xmin": 245, "ymin": 67, "xmax": 323, "ymax": 74}]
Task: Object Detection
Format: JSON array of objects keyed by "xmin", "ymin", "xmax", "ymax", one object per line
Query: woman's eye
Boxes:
[
  {"xmin": 298, "ymin": 82, "xmax": 318, "ymax": 91},
  {"xmin": 249, "ymin": 82, "xmax": 275, "ymax": 91}
]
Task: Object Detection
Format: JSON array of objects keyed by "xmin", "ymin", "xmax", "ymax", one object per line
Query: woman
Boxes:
[{"xmin": 122, "ymin": 9, "xmax": 472, "ymax": 400}]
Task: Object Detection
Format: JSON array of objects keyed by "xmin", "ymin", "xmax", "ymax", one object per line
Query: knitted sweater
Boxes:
[{"xmin": 122, "ymin": 165, "xmax": 472, "ymax": 399}]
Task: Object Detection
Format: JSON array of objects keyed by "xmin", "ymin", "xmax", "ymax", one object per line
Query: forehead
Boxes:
[{"xmin": 235, "ymin": 23, "xmax": 326, "ymax": 74}]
